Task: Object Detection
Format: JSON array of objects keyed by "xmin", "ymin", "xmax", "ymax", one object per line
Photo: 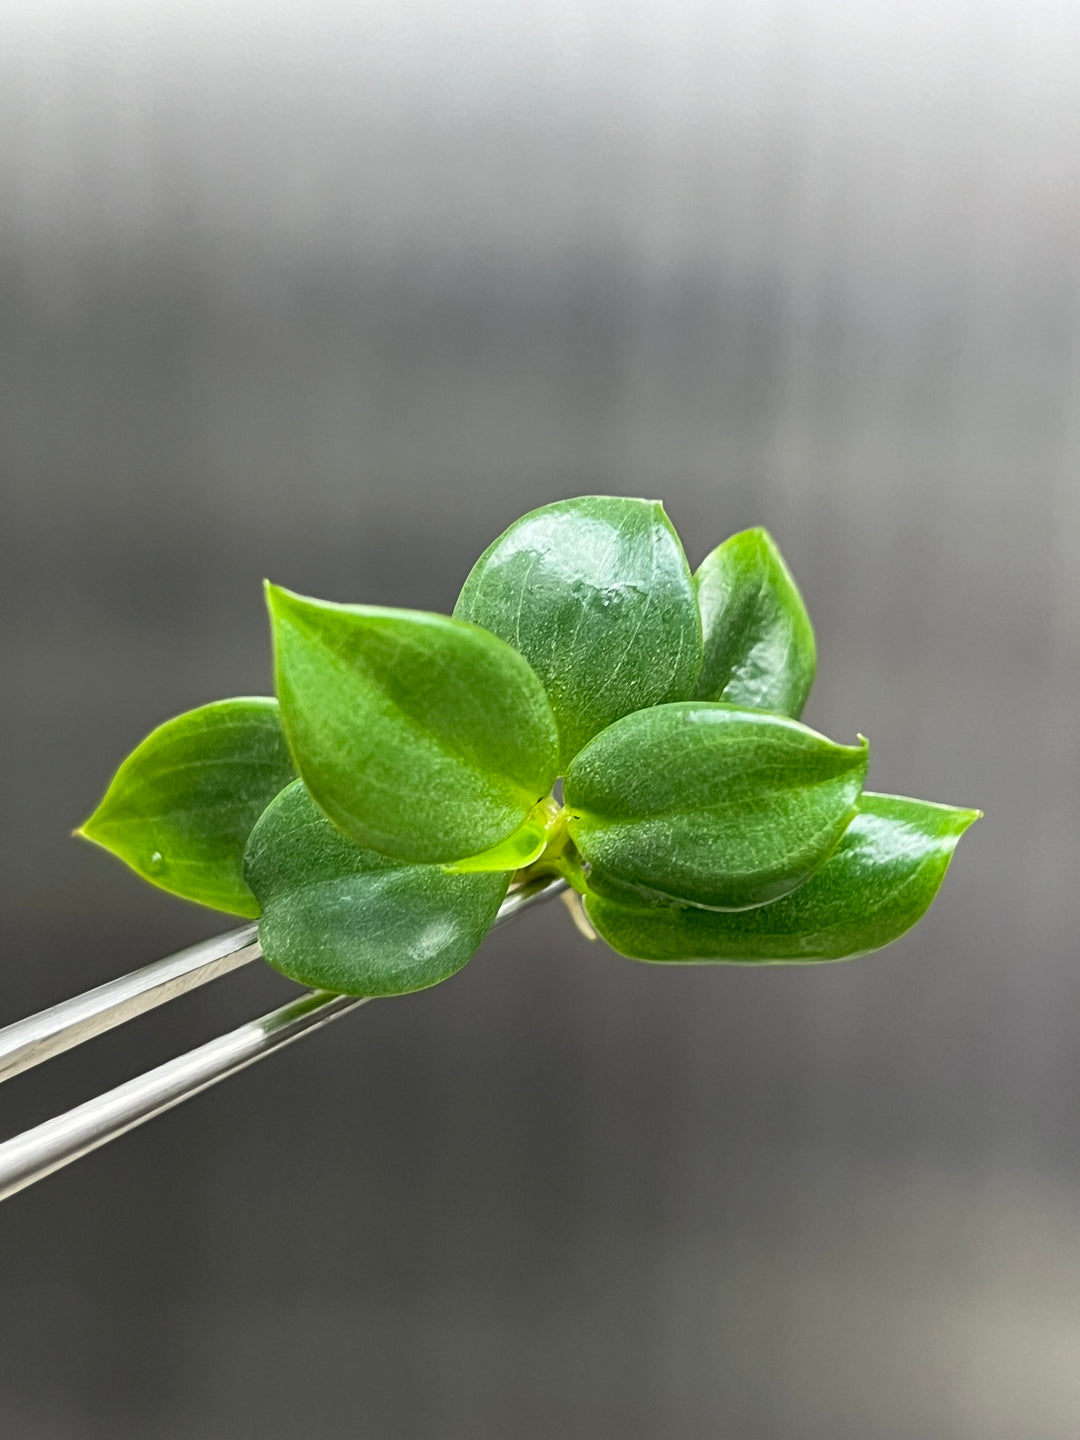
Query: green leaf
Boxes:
[
  {"xmin": 245, "ymin": 780, "xmax": 509, "ymax": 995},
  {"xmin": 443, "ymin": 798, "xmax": 560, "ymax": 874},
  {"xmin": 693, "ymin": 528, "xmax": 816, "ymax": 717},
  {"xmin": 267, "ymin": 585, "xmax": 559, "ymax": 864},
  {"xmin": 454, "ymin": 496, "xmax": 702, "ymax": 771},
  {"xmin": 583, "ymin": 793, "xmax": 980, "ymax": 962},
  {"xmin": 565, "ymin": 702, "xmax": 868, "ymax": 911},
  {"xmin": 77, "ymin": 698, "xmax": 296, "ymax": 917}
]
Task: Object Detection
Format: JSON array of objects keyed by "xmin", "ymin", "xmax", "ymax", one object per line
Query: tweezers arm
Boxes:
[
  {"xmin": 0, "ymin": 987, "xmax": 364, "ymax": 1203},
  {"xmin": 0, "ymin": 924, "xmax": 261, "ymax": 1084},
  {"xmin": 0, "ymin": 874, "xmax": 566, "ymax": 1203}
]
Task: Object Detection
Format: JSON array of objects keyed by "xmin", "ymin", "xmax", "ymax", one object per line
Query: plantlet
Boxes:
[{"xmin": 78, "ymin": 496, "xmax": 979, "ymax": 995}]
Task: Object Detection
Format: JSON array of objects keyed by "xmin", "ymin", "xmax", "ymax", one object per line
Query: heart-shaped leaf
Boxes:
[
  {"xmin": 267, "ymin": 586, "xmax": 559, "ymax": 864},
  {"xmin": 245, "ymin": 780, "xmax": 509, "ymax": 995},
  {"xmin": 565, "ymin": 702, "xmax": 868, "ymax": 910},
  {"xmin": 454, "ymin": 496, "xmax": 702, "ymax": 771},
  {"xmin": 693, "ymin": 528, "xmax": 816, "ymax": 717},
  {"xmin": 78, "ymin": 698, "xmax": 296, "ymax": 917},
  {"xmin": 583, "ymin": 793, "xmax": 980, "ymax": 961}
]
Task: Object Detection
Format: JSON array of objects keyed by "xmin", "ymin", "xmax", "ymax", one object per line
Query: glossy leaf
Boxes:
[
  {"xmin": 693, "ymin": 528, "xmax": 816, "ymax": 717},
  {"xmin": 267, "ymin": 585, "xmax": 559, "ymax": 864},
  {"xmin": 454, "ymin": 496, "xmax": 702, "ymax": 771},
  {"xmin": 565, "ymin": 702, "xmax": 868, "ymax": 910},
  {"xmin": 245, "ymin": 781, "xmax": 509, "ymax": 995},
  {"xmin": 78, "ymin": 698, "xmax": 296, "ymax": 917},
  {"xmin": 584, "ymin": 793, "xmax": 980, "ymax": 962}
]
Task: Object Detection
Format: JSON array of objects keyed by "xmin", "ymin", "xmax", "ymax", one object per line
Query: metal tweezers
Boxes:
[{"xmin": 0, "ymin": 874, "xmax": 565, "ymax": 1204}]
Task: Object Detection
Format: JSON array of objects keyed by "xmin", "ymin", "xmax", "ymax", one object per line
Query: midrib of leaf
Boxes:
[
  {"xmin": 572, "ymin": 762, "xmax": 861, "ymax": 828},
  {"xmin": 300, "ymin": 616, "xmax": 543, "ymax": 812}
]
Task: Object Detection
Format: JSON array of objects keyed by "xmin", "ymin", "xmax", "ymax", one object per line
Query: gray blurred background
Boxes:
[{"xmin": 2, "ymin": 0, "xmax": 1078, "ymax": 1434}]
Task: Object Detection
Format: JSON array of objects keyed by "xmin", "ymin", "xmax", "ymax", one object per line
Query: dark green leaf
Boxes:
[
  {"xmin": 245, "ymin": 780, "xmax": 509, "ymax": 995},
  {"xmin": 454, "ymin": 496, "xmax": 702, "ymax": 771},
  {"xmin": 565, "ymin": 702, "xmax": 868, "ymax": 910},
  {"xmin": 78, "ymin": 698, "xmax": 296, "ymax": 917},
  {"xmin": 267, "ymin": 586, "xmax": 559, "ymax": 864},
  {"xmin": 583, "ymin": 793, "xmax": 980, "ymax": 961},
  {"xmin": 693, "ymin": 528, "xmax": 816, "ymax": 717}
]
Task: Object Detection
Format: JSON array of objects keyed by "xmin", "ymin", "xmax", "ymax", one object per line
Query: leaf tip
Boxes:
[
  {"xmin": 74, "ymin": 805, "xmax": 105, "ymax": 843},
  {"xmin": 932, "ymin": 800, "xmax": 982, "ymax": 859},
  {"xmin": 72, "ymin": 811, "xmax": 112, "ymax": 854},
  {"xmin": 265, "ymin": 583, "xmax": 320, "ymax": 646},
  {"xmin": 263, "ymin": 579, "xmax": 289, "ymax": 612}
]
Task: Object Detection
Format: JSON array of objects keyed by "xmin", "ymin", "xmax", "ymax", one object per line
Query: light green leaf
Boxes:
[
  {"xmin": 245, "ymin": 780, "xmax": 509, "ymax": 995},
  {"xmin": 694, "ymin": 528, "xmax": 816, "ymax": 717},
  {"xmin": 444, "ymin": 797, "xmax": 560, "ymax": 874},
  {"xmin": 454, "ymin": 496, "xmax": 702, "ymax": 771},
  {"xmin": 267, "ymin": 585, "xmax": 559, "ymax": 864},
  {"xmin": 78, "ymin": 698, "xmax": 296, "ymax": 917},
  {"xmin": 583, "ymin": 793, "xmax": 980, "ymax": 961},
  {"xmin": 565, "ymin": 702, "xmax": 868, "ymax": 911}
]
